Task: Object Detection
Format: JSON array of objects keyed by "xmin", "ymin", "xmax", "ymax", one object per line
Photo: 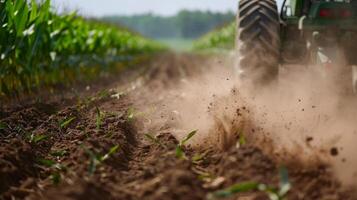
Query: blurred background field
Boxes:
[{"xmin": 101, "ymin": 11, "xmax": 235, "ymax": 52}]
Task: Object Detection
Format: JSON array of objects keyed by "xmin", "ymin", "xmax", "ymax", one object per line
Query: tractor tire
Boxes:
[{"xmin": 236, "ymin": 0, "xmax": 280, "ymax": 86}]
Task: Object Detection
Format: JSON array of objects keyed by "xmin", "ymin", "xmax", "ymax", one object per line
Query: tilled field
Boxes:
[{"xmin": 1, "ymin": 53, "xmax": 356, "ymax": 200}]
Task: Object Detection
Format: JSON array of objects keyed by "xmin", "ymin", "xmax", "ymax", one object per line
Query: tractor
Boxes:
[{"xmin": 236, "ymin": 0, "xmax": 357, "ymax": 92}]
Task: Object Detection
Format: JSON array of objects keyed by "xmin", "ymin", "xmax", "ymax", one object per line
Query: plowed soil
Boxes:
[{"xmin": 1, "ymin": 53, "xmax": 356, "ymax": 200}]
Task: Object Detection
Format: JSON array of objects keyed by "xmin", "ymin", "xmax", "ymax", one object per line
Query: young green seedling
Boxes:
[
  {"xmin": 176, "ymin": 130, "xmax": 198, "ymax": 159},
  {"xmin": 99, "ymin": 145, "xmax": 120, "ymax": 162},
  {"xmin": 37, "ymin": 158, "xmax": 67, "ymax": 185},
  {"xmin": 95, "ymin": 107, "xmax": 104, "ymax": 130},
  {"xmin": 126, "ymin": 107, "xmax": 135, "ymax": 122},
  {"xmin": 28, "ymin": 133, "xmax": 48, "ymax": 144},
  {"xmin": 85, "ymin": 145, "xmax": 120, "ymax": 175},
  {"xmin": 37, "ymin": 158, "xmax": 66, "ymax": 170},
  {"xmin": 236, "ymin": 131, "xmax": 246, "ymax": 149},
  {"xmin": 208, "ymin": 167, "xmax": 291, "ymax": 200},
  {"xmin": 208, "ymin": 182, "xmax": 261, "ymax": 199},
  {"xmin": 59, "ymin": 117, "xmax": 76, "ymax": 129}
]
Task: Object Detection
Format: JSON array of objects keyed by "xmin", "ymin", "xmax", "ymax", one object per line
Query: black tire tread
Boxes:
[{"xmin": 237, "ymin": 0, "xmax": 280, "ymax": 84}]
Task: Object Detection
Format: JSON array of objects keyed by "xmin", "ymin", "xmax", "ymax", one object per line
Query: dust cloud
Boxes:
[{"xmin": 136, "ymin": 54, "xmax": 357, "ymax": 186}]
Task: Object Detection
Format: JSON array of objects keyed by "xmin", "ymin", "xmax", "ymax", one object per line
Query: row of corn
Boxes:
[
  {"xmin": 193, "ymin": 22, "xmax": 235, "ymax": 52},
  {"xmin": 0, "ymin": 0, "xmax": 164, "ymax": 97}
]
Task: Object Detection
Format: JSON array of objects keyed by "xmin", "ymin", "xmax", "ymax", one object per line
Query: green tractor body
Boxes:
[
  {"xmin": 284, "ymin": 0, "xmax": 356, "ymax": 29},
  {"xmin": 236, "ymin": 0, "xmax": 357, "ymax": 91}
]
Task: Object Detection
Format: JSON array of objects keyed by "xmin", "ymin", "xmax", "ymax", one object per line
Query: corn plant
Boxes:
[
  {"xmin": 0, "ymin": 0, "xmax": 164, "ymax": 97},
  {"xmin": 193, "ymin": 22, "xmax": 235, "ymax": 51}
]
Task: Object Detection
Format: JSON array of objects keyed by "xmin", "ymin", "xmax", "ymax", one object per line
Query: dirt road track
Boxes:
[{"xmin": 0, "ymin": 53, "xmax": 356, "ymax": 200}]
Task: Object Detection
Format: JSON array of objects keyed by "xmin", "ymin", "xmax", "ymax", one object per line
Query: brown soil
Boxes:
[{"xmin": 0, "ymin": 53, "xmax": 356, "ymax": 200}]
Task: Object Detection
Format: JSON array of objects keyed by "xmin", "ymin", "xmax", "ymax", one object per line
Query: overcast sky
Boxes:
[{"xmin": 51, "ymin": 0, "xmax": 284, "ymax": 17}]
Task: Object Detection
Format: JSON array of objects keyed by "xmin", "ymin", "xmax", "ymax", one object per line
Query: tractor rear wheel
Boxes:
[{"xmin": 236, "ymin": 0, "xmax": 280, "ymax": 86}]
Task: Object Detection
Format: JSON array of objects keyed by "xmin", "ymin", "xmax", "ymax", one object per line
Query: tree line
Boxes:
[{"xmin": 101, "ymin": 10, "xmax": 235, "ymax": 39}]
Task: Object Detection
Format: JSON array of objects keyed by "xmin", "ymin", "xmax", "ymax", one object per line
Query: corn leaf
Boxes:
[
  {"xmin": 99, "ymin": 145, "xmax": 120, "ymax": 162},
  {"xmin": 60, "ymin": 117, "xmax": 76, "ymax": 129},
  {"xmin": 29, "ymin": 134, "xmax": 48, "ymax": 143},
  {"xmin": 180, "ymin": 130, "xmax": 198, "ymax": 146}
]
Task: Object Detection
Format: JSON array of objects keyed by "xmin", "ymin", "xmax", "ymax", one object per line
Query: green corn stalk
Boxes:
[
  {"xmin": 193, "ymin": 22, "xmax": 235, "ymax": 51},
  {"xmin": 0, "ymin": 0, "xmax": 164, "ymax": 98}
]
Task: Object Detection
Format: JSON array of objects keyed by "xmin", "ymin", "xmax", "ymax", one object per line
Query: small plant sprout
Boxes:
[
  {"xmin": 99, "ymin": 145, "xmax": 120, "ymax": 162},
  {"xmin": 28, "ymin": 134, "xmax": 48, "ymax": 144},
  {"xmin": 126, "ymin": 107, "xmax": 136, "ymax": 121},
  {"xmin": 37, "ymin": 158, "xmax": 66, "ymax": 170},
  {"xmin": 95, "ymin": 107, "xmax": 104, "ymax": 130},
  {"xmin": 84, "ymin": 145, "xmax": 120, "ymax": 175},
  {"xmin": 181, "ymin": 130, "xmax": 198, "ymax": 145},
  {"xmin": 144, "ymin": 133, "xmax": 165, "ymax": 148},
  {"xmin": 208, "ymin": 182, "xmax": 261, "ymax": 199},
  {"xmin": 236, "ymin": 130, "xmax": 246, "ymax": 149},
  {"xmin": 59, "ymin": 117, "xmax": 76, "ymax": 129},
  {"xmin": 37, "ymin": 158, "xmax": 67, "ymax": 185},
  {"xmin": 208, "ymin": 167, "xmax": 291, "ymax": 200},
  {"xmin": 176, "ymin": 130, "xmax": 198, "ymax": 159}
]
